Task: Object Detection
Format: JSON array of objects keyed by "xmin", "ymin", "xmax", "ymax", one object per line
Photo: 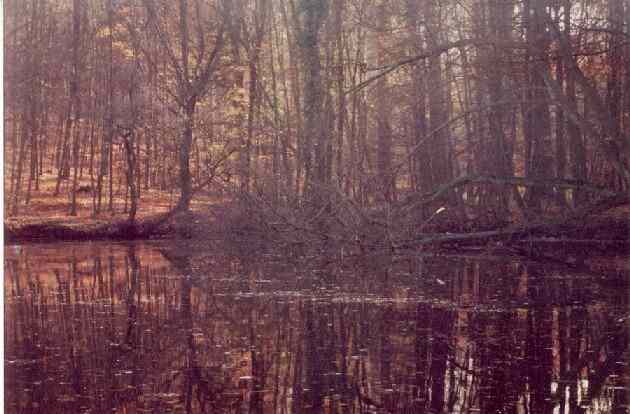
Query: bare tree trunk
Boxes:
[
  {"xmin": 485, "ymin": 0, "xmax": 513, "ymax": 216},
  {"xmin": 26, "ymin": 89, "xmax": 39, "ymax": 205},
  {"xmin": 8, "ymin": 121, "xmax": 18, "ymax": 198},
  {"xmin": 424, "ymin": 0, "xmax": 453, "ymax": 192},
  {"xmin": 406, "ymin": 0, "xmax": 429, "ymax": 197},
  {"xmin": 54, "ymin": 106, "xmax": 72, "ymax": 196},
  {"xmin": 122, "ymin": 131, "xmax": 138, "ymax": 224},
  {"xmin": 175, "ymin": 0, "xmax": 195, "ymax": 212},
  {"xmin": 625, "ymin": 1, "xmax": 630, "ymax": 140},
  {"xmin": 177, "ymin": 99, "xmax": 196, "ymax": 211},
  {"xmin": 108, "ymin": 124, "xmax": 114, "ymax": 212},
  {"xmin": 135, "ymin": 129, "xmax": 141, "ymax": 200},
  {"xmin": 522, "ymin": 0, "xmax": 552, "ymax": 212},
  {"xmin": 280, "ymin": 0, "xmax": 304, "ymax": 198},
  {"xmin": 16, "ymin": 0, "xmax": 43, "ymax": 213},
  {"xmin": 298, "ymin": 0, "xmax": 328, "ymax": 204},
  {"xmin": 7, "ymin": 0, "xmax": 20, "ymax": 200},
  {"xmin": 269, "ymin": 2, "xmax": 288, "ymax": 203},
  {"xmin": 241, "ymin": 59, "xmax": 255, "ymax": 194},
  {"xmin": 11, "ymin": 117, "xmax": 29, "ymax": 215},
  {"xmin": 25, "ymin": 77, "xmax": 40, "ymax": 207},
  {"xmin": 38, "ymin": 99, "xmax": 49, "ymax": 182},
  {"xmin": 333, "ymin": 0, "xmax": 345, "ymax": 188},
  {"xmin": 88, "ymin": 112, "xmax": 95, "ymax": 182},
  {"xmin": 563, "ymin": 0, "xmax": 586, "ymax": 207},
  {"xmin": 553, "ymin": 4, "xmax": 566, "ymax": 206},
  {"xmin": 606, "ymin": 0, "xmax": 624, "ymax": 190},
  {"xmin": 375, "ymin": 1, "xmax": 393, "ymax": 203},
  {"xmin": 145, "ymin": 131, "xmax": 151, "ymax": 190},
  {"xmin": 357, "ymin": 89, "xmax": 369, "ymax": 206},
  {"xmin": 271, "ymin": 4, "xmax": 294, "ymax": 200},
  {"xmin": 242, "ymin": 1, "xmax": 267, "ymax": 194},
  {"xmin": 69, "ymin": 0, "xmax": 82, "ymax": 216}
]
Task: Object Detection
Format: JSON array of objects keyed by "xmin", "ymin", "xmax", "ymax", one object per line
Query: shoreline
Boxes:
[
  {"xmin": 4, "ymin": 210, "xmax": 203, "ymax": 244},
  {"xmin": 6, "ymin": 213, "xmax": 628, "ymax": 256}
]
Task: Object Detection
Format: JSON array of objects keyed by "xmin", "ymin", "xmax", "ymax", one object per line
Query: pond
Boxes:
[{"xmin": 4, "ymin": 240, "xmax": 629, "ymax": 413}]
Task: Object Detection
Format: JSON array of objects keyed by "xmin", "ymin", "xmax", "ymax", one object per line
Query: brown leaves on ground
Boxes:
[{"xmin": 5, "ymin": 173, "xmax": 218, "ymax": 232}]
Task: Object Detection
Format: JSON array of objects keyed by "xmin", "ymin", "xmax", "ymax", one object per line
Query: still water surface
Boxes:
[{"xmin": 4, "ymin": 241, "xmax": 629, "ymax": 413}]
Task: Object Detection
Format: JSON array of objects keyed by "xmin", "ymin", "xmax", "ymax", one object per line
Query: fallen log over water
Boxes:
[{"xmin": 393, "ymin": 216, "xmax": 628, "ymax": 258}]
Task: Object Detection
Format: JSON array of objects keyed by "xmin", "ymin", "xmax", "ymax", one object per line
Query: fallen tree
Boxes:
[{"xmin": 225, "ymin": 174, "xmax": 629, "ymax": 257}]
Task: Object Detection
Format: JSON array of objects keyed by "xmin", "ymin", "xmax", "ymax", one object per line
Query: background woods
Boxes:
[{"xmin": 4, "ymin": 0, "xmax": 630, "ymax": 240}]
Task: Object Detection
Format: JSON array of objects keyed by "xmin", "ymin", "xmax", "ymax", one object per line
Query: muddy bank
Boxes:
[{"xmin": 4, "ymin": 210, "xmax": 217, "ymax": 243}]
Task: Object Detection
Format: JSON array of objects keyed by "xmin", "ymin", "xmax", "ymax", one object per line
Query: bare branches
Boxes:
[
  {"xmin": 193, "ymin": 23, "xmax": 225, "ymax": 98},
  {"xmin": 142, "ymin": 0, "xmax": 185, "ymax": 90},
  {"xmin": 399, "ymin": 175, "xmax": 621, "ymax": 215},
  {"xmin": 345, "ymin": 38, "xmax": 483, "ymax": 95}
]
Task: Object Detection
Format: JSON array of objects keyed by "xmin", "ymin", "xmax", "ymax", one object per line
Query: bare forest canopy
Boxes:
[{"xmin": 4, "ymin": 0, "xmax": 630, "ymax": 245}]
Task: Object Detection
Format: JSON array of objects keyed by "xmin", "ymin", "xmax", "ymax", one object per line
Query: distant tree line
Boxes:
[{"xmin": 5, "ymin": 0, "xmax": 629, "ymax": 230}]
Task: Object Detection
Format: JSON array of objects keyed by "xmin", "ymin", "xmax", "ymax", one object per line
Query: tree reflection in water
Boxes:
[{"xmin": 4, "ymin": 241, "xmax": 629, "ymax": 413}]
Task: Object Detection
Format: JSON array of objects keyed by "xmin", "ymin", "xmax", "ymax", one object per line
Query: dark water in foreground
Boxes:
[{"xmin": 4, "ymin": 241, "xmax": 630, "ymax": 413}]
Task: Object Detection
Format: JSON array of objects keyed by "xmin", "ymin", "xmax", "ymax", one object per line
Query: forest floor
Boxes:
[{"xmin": 4, "ymin": 173, "xmax": 220, "ymax": 242}]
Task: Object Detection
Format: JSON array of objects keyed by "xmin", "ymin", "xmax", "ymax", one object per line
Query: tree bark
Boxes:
[
  {"xmin": 523, "ymin": 0, "xmax": 552, "ymax": 212},
  {"xmin": 298, "ymin": 0, "xmax": 328, "ymax": 204},
  {"xmin": 122, "ymin": 131, "xmax": 138, "ymax": 224},
  {"xmin": 333, "ymin": 0, "xmax": 345, "ymax": 188},
  {"xmin": 424, "ymin": 0, "xmax": 452, "ymax": 189},
  {"xmin": 69, "ymin": 0, "xmax": 82, "ymax": 216},
  {"xmin": 375, "ymin": 1, "xmax": 393, "ymax": 203}
]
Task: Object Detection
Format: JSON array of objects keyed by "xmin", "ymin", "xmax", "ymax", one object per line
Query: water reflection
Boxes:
[{"xmin": 5, "ymin": 241, "xmax": 629, "ymax": 413}]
